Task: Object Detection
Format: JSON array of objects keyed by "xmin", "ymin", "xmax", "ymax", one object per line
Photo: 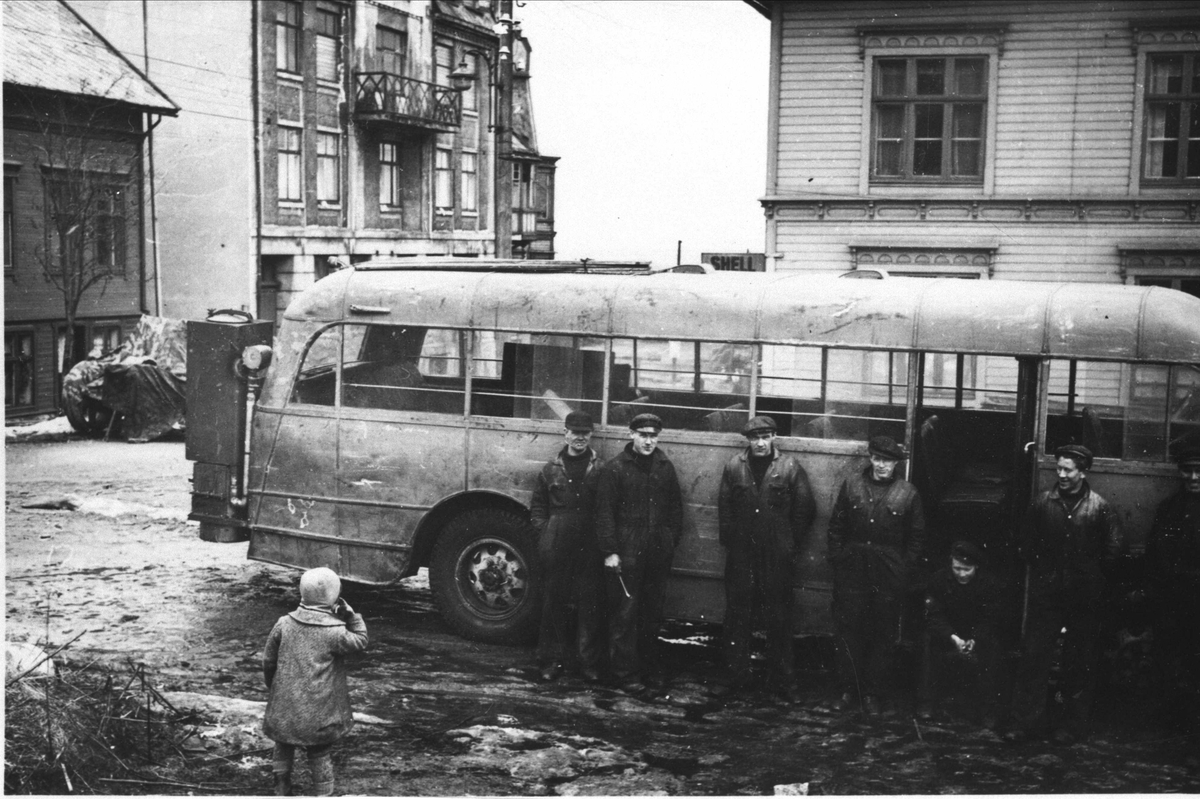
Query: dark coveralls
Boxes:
[
  {"xmin": 920, "ymin": 567, "xmax": 1006, "ymax": 716},
  {"xmin": 530, "ymin": 447, "xmax": 601, "ymax": 670},
  {"xmin": 1144, "ymin": 489, "xmax": 1200, "ymax": 731},
  {"xmin": 718, "ymin": 448, "xmax": 815, "ymax": 689},
  {"xmin": 594, "ymin": 443, "xmax": 683, "ymax": 683},
  {"xmin": 1009, "ymin": 482, "xmax": 1122, "ymax": 736},
  {"xmin": 827, "ymin": 467, "xmax": 926, "ymax": 698}
]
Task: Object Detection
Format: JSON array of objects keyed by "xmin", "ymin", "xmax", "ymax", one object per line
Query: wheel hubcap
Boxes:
[{"xmin": 460, "ymin": 538, "xmax": 527, "ymax": 616}]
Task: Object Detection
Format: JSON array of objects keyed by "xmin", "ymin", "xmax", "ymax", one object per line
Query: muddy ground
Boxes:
[{"xmin": 6, "ymin": 436, "xmax": 1200, "ymax": 795}]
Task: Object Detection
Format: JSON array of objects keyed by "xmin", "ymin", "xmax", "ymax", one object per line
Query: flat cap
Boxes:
[
  {"xmin": 564, "ymin": 411, "xmax": 594, "ymax": 432},
  {"xmin": 868, "ymin": 435, "xmax": 907, "ymax": 461},
  {"xmin": 1054, "ymin": 443, "xmax": 1093, "ymax": 470},
  {"xmin": 629, "ymin": 412, "xmax": 664, "ymax": 432},
  {"xmin": 742, "ymin": 415, "xmax": 777, "ymax": 436},
  {"xmin": 950, "ymin": 540, "xmax": 985, "ymax": 567},
  {"xmin": 1175, "ymin": 443, "xmax": 1200, "ymax": 468}
]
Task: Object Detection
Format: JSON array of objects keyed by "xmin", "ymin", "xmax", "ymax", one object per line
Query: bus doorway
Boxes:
[{"xmin": 910, "ymin": 352, "xmax": 1036, "ymax": 576}]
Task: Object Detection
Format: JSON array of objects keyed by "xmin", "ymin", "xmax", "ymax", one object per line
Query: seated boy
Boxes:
[{"xmin": 916, "ymin": 541, "xmax": 1007, "ymax": 729}]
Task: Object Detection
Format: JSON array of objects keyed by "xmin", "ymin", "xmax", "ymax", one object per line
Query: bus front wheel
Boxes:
[{"xmin": 429, "ymin": 508, "xmax": 540, "ymax": 645}]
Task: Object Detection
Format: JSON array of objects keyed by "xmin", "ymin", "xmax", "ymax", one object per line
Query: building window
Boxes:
[
  {"xmin": 89, "ymin": 324, "xmax": 122, "ymax": 358},
  {"xmin": 315, "ymin": 7, "xmax": 341, "ymax": 82},
  {"xmin": 276, "ymin": 0, "xmax": 301, "ymax": 73},
  {"xmin": 460, "ymin": 151, "xmax": 477, "ymax": 212},
  {"xmin": 459, "ymin": 52, "xmax": 478, "ymax": 113},
  {"xmin": 278, "ymin": 126, "xmax": 302, "ymax": 201},
  {"xmin": 435, "ymin": 148, "xmax": 453, "ymax": 211},
  {"xmin": 5, "ymin": 330, "xmax": 34, "ymax": 408},
  {"xmin": 316, "ymin": 132, "xmax": 340, "ymax": 204},
  {"xmin": 1121, "ymin": 248, "xmax": 1200, "ymax": 298},
  {"xmin": 95, "ymin": 187, "xmax": 126, "ymax": 272},
  {"xmin": 872, "ymin": 56, "xmax": 987, "ymax": 182},
  {"xmin": 435, "ymin": 43, "xmax": 453, "ymax": 87},
  {"xmin": 4, "ymin": 175, "xmax": 14, "ymax": 271},
  {"xmin": 378, "ymin": 26, "xmax": 406, "ymax": 75},
  {"xmin": 1143, "ymin": 53, "xmax": 1200, "ymax": 182},
  {"xmin": 380, "ymin": 142, "xmax": 401, "ymax": 207}
]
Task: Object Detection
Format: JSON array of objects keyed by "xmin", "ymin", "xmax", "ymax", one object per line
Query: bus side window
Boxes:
[
  {"xmin": 290, "ymin": 325, "xmax": 343, "ymax": 406},
  {"xmin": 341, "ymin": 325, "xmax": 464, "ymax": 415},
  {"xmin": 470, "ymin": 331, "xmax": 605, "ymax": 422},
  {"xmin": 608, "ymin": 338, "xmax": 752, "ymax": 432},
  {"xmin": 758, "ymin": 345, "xmax": 907, "ymax": 442},
  {"xmin": 1049, "ymin": 360, "xmax": 1200, "ymax": 463}
]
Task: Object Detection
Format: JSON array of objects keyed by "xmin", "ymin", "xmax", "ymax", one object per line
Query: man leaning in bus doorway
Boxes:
[
  {"xmin": 594, "ymin": 412, "xmax": 684, "ymax": 696},
  {"xmin": 827, "ymin": 435, "xmax": 926, "ymax": 717},
  {"xmin": 1005, "ymin": 443, "xmax": 1123, "ymax": 745},
  {"xmin": 530, "ymin": 411, "xmax": 603, "ymax": 683},
  {"xmin": 716, "ymin": 415, "xmax": 815, "ymax": 703}
]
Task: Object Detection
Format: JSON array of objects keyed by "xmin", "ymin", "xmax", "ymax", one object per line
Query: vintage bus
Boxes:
[{"xmin": 186, "ymin": 260, "xmax": 1200, "ymax": 644}]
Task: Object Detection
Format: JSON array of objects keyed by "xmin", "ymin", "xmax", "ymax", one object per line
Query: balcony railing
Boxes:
[
  {"xmin": 354, "ymin": 73, "xmax": 461, "ymax": 131},
  {"xmin": 512, "ymin": 210, "xmax": 539, "ymax": 235}
]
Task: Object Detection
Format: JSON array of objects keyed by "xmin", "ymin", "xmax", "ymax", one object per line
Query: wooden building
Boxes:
[
  {"xmin": 3, "ymin": 0, "xmax": 178, "ymax": 418},
  {"xmin": 748, "ymin": 1, "xmax": 1200, "ymax": 293}
]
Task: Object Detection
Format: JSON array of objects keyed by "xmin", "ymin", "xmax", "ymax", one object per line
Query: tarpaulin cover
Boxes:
[{"xmin": 96, "ymin": 360, "xmax": 186, "ymax": 443}]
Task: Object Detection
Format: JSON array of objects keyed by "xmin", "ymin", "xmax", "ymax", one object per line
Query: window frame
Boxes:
[
  {"xmin": 316, "ymin": 130, "xmax": 341, "ymax": 206},
  {"xmin": 377, "ymin": 25, "xmax": 406, "ymax": 76},
  {"xmin": 859, "ymin": 45, "xmax": 999, "ymax": 195},
  {"xmin": 1138, "ymin": 50, "xmax": 1200, "ymax": 186},
  {"xmin": 314, "ymin": 6, "xmax": 342, "ymax": 83},
  {"xmin": 869, "ymin": 55, "xmax": 988, "ymax": 185},
  {"xmin": 460, "ymin": 150, "xmax": 478, "ymax": 214},
  {"xmin": 4, "ymin": 174, "xmax": 15, "ymax": 272},
  {"xmin": 277, "ymin": 125, "xmax": 303, "ymax": 204},
  {"xmin": 379, "ymin": 142, "xmax": 401, "ymax": 209},
  {"xmin": 5, "ymin": 328, "xmax": 35, "ymax": 409},
  {"xmin": 275, "ymin": 0, "xmax": 301, "ymax": 75},
  {"xmin": 434, "ymin": 147, "xmax": 453, "ymax": 212}
]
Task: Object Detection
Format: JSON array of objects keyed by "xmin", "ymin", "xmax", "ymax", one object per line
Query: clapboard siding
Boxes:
[
  {"xmin": 772, "ymin": 0, "xmax": 1198, "ymax": 197},
  {"xmin": 766, "ymin": 0, "xmax": 1200, "ymax": 281}
]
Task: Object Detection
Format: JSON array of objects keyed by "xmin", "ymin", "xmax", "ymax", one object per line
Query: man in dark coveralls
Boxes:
[
  {"xmin": 827, "ymin": 435, "xmax": 926, "ymax": 716},
  {"xmin": 717, "ymin": 415, "xmax": 815, "ymax": 701},
  {"xmin": 917, "ymin": 540, "xmax": 1006, "ymax": 728},
  {"xmin": 594, "ymin": 412, "xmax": 684, "ymax": 695},
  {"xmin": 1005, "ymin": 443, "xmax": 1123, "ymax": 744},
  {"xmin": 530, "ymin": 411, "xmax": 602, "ymax": 682},
  {"xmin": 1143, "ymin": 444, "xmax": 1200, "ymax": 764}
]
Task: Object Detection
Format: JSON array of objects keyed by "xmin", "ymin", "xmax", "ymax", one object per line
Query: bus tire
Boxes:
[{"xmin": 429, "ymin": 508, "xmax": 540, "ymax": 645}]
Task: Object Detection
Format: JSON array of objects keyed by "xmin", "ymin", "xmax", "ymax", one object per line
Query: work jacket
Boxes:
[
  {"xmin": 594, "ymin": 444, "xmax": 683, "ymax": 563},
  {"xmin": 530, "ymin": 447, "xmax": 600, "ymax": 533},
  {"xmin": 717, "ymin": 448, "xmax": 815, "ymax": 552},
  {"xmin": 924, "ymin": 568, "xmax": 1005, "ymax": 644},
  {"xmin": 262, "ymin": 607, "xmax": 369, "ymax": 746},
  {"xmin": 827, "ymin": 468, "xmax": 926, "ymax": 588},
  {"xmin": 1021, "ymin": 482, "xmax": 1122, "ymax": 578}
]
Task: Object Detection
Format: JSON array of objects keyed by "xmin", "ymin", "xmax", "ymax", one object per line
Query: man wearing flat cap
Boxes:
[
  {"xmin": 1006, "ymin": 443, "xmax": 1123, "ymax": 744},
  {"xmin": 1142, "ymin": 443, "xmax": 1200, "ymax": 756},
  {"xmin": 594, "ymin": 412, "xmax": 684, "ymax": 695},
  {"xmin": 917, "ymin": 540, "xmax": 1007, "ymax": 728},
  {"xmin": 717, "ymin": 415, "xmax": 815, "ymax": 701},
  {"xmin": 827, "ymin": 435, "xmax": 926, "ymax": 716},
  {"xmin": 530, "ymin": 411, "xmax": 602, "ymax": 682}
]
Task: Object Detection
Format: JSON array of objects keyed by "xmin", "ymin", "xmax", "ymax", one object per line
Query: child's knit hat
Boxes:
[{"xmin": 299, "ymin": 567, "xmax": 341, "ymax": 606}]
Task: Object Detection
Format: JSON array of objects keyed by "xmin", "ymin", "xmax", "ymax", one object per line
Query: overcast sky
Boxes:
[{"xmin": 515, "ymin": 1, "xmax": 770, "ymax": 267}]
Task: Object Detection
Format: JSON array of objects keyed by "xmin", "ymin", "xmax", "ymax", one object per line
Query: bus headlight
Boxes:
[{"xmin": 241, "ymin": 344, "xmax": 273, "ymax": 372}]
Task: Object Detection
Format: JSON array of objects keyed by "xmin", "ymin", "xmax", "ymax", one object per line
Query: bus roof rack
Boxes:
[{"xmin": 349, "ymin": 257, "xmax": 653, "ymax": 274}]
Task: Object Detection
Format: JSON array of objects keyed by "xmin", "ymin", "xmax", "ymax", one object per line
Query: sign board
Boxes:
[{"xmin": 701, "ymin": 252, "xmax": 766, "ymax": 272}]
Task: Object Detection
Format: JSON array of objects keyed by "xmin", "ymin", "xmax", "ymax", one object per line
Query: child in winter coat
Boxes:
[{"xmin": 262, "ymin": 567, "xmax": 369, "ymax": 796}]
